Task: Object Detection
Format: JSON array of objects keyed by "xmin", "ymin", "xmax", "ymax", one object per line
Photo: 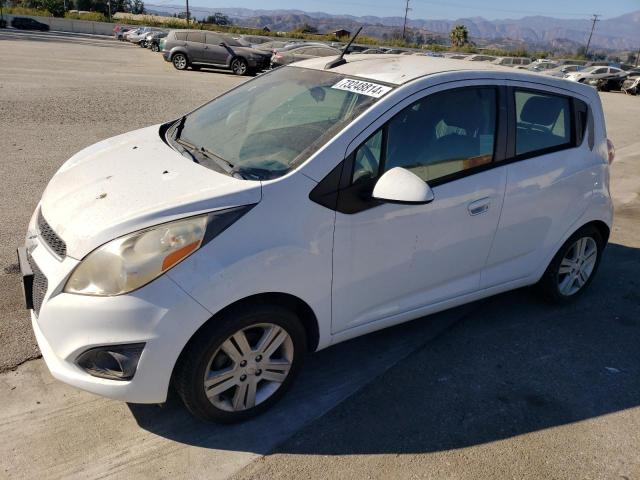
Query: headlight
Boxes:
[{"xmin": 64, "ymin": 206, "xmax": 253, "ymax": 296}]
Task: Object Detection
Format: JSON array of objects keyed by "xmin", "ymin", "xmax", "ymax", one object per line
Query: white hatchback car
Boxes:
[{"xmin": 19, "ymin": 55, "xmax": 614, "ymax": 422}]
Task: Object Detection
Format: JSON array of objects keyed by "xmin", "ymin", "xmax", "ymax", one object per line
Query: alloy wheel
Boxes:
[
  {"xmin": 232, "ymin": 58, "xmax": 247, "ymax": 75},
  {"xmin": 173, "ymin": 54, "xmax": 187, "ymax": 70},
  {"xmin": 203, "ymin": 323, "xmax": 294, "ymax": 412},
  {"xmin": 557, "ymin": 237, "xmax": 597, "ymax": 296}
]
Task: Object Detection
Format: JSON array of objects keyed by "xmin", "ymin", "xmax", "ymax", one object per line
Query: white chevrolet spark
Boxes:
[{"xmin": 19, "ymin": 54, "xmax": 614, "ymax": 422}]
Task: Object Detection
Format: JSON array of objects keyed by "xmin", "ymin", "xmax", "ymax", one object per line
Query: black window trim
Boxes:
[{"xmin": 310, "ymin": 80, "xmax": 589, "ymax": 214}]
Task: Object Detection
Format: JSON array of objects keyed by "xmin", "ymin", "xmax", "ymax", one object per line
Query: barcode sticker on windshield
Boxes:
[{"xmin": 331, "ymin": 79, "xmax": 392, "ymax": 98}]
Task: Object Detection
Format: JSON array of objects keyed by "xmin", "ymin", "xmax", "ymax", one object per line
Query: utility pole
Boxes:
[
  {"xmin": 635, "ymin": 46, "xmax": 640, "ymax": 67},
  {"xmin": 402, "ymin": 0, "xmax": 411, "ymax": 40},
  {"xmin": 585, "ymin": 14, "xmax": 600, "ymax": 59},
  {"xmin": 107, "ymin": 0, "xmax": 111, "ymax": 22},
  {"xmin": 185, "ymin": 0, "xmax": 190, "ymax": 25}
]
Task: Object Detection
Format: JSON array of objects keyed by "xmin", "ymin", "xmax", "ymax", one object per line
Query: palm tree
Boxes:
[{"xmin": 449, "ymin": 24, "xmax": 469, "ymax": 48}]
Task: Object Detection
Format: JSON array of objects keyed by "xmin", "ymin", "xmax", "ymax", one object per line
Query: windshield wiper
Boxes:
[{"xmin": 197, "ymin": 146, "xmax": 236, "ymax": 174}]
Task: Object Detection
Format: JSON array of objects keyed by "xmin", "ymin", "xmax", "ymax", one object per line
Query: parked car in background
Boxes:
[
  {"xmin": 465, "ymin": 54, "xmax": 497, "ymax": 62},
  {"xmin": 162, "ymin": 30, "xmax": 271, "ymax": 75},
  {"xmin": 361, "ymin": 48, "xmax": 388, "ymax": 54},
  {"xmin": 622, "ymin": 73, "xmax": 640, "ymax": 95},
  {"xmin": 20, "ymin": 56, "xmax": 614, "ymax": 423},
  {"xmin": 527, "ymin": 61, "xmax": 559, "ymax": 72},
  {"xmin": 146, "ymin": 31, "xmax": 167, "ymax": 52},
  {"xmin": 271, "ymin": 44, "xmax": 341, "ymax": 67},
  {"xmin": 544, "ymin": 64, "xmax": 584, "ymax": 77},
  {"xmin": 123, "ymin": 28, "xmax": 143, "ymax": 41},
  {"xmin": 127, "ymin": 27, "xmax": 156, "ymax": 45},
  {"xmin": 385, "ymin": 49, "xmax": 409, "ymax": 54},
  {"xmin": 565, "ymin": 66, "xmax": 624, "ymax": 83},
  {"xmin": 11, "ymin": 17, "xmax": 49, "ymax": 31},
  {"xmin": 587, "ymin": 73, "xmax": 628, "ymax": 92},
  {"xmin": 116, "ymin": 27, "xmax": 131, "ymax": 40},
  {"xmin": 492, "ymin": 57, "xmax": 531, "ymax": 67},
  {"xmin": 252, "ymin": 40, "xmax": 290, "ymax": 53},
  {"xmin": 447, "ymin": 54, "xmax": 469, "ymax": 60},
  {"xmin": 239, "ymin": 35, "xmax": 272, "ymax": 45}
]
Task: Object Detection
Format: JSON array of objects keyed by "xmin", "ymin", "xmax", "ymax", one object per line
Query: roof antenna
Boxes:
[{"xmin": 325, "ymin": 26, "xmax": 363, "ymax": 70}]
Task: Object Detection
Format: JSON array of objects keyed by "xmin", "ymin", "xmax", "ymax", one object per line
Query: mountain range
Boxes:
[{"xmin": 145, "ymin": 5, "xmax": 640, "ymax": 51}]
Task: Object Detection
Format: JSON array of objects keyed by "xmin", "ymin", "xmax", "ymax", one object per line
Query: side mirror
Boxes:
[{"xmin": 372, "ymin": 167, "xmax": 434, "ymax": 204}]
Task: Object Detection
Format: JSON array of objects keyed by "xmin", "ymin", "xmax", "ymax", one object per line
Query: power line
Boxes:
[
  {"xmin": 402, "ymin": 0, "xmax": 411, "ymax": 39},
  {"xmin": 585, "ymin": 13, "xmax": 601, "ymax": 58}
]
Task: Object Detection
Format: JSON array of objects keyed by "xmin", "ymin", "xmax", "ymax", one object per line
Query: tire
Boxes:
[
  {"xmin": 172, "ymin": 53, "xmax": 188, "ymax": 70},
  {"xmin": 537, "ymin": 225, "xmax": 604, "ymax": 304},
  {"xmin": 151, "ymin": 43, "xmax": 159, "ymax": 52},
  {"xmin": 139, "ymin": 41, "xmax": 146, "ymax": 48},
  {"xmin": 230, "ymin": 57, "xmax": 249, "ymax": 76},
  {"xmin": 173, "ymin": 303, "xmax": 307, "ymax": 423}
]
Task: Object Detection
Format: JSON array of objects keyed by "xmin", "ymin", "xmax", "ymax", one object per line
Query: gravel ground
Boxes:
[{"xmin": 0, "ymin": 30, "xmax": 244, "ymax": 371}]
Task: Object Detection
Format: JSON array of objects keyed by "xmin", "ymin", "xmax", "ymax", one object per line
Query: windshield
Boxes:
[{"xmin": 171, "ymin": 67, "xmax": 389, "ymax": 179}]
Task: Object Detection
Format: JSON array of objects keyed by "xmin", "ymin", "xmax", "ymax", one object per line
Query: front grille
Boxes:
[
  {"xmin": 37, "ymin": 210, "xmax": 66, "ymax": 258},
  {"xmin": 27, "ymin": 253, "xmax": 47, "ymax": 316}
]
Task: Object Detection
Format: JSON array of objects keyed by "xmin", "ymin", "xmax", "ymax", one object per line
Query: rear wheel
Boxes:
[
  {"xmin": 151, "ymin": 43, "xmax": 159, "ymax": 52},
  {"xmin": 172, "ymin": 53, "xmax": 188, "ymax": 70},
  {"xmin": 537, "ymin": 225, "xmax": 604, "ymax": 303},
  {"xmin": 173, "ymin": 304, "xmax": 306, "ymax": 423},
  {"xmin": 231, "ymin": 57, "xmax": 248, "ymax": 76}
]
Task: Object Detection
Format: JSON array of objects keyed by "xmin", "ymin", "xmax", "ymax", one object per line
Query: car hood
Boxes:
[{"xmin": 39, "ymin": 125, "xmax": 261, "ymax": 259}]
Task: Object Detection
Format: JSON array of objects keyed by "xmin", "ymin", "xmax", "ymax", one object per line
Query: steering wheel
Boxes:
[{"xmin": 353, "ymin": 144, "xmax": 379, "ymax": 183}]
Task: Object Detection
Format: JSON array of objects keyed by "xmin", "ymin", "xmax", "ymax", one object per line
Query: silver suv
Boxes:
[{"xmin": 162, "ymin": 30, "xmax": 271, "ymax": 75}]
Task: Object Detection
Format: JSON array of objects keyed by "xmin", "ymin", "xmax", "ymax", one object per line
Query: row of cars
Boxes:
[
  {"xmin": 449, "ymin": 55, "xmax": 640, "ymax": 94},
  {"xmin": 113, "ymin": 25, "xmax": 640, "ymax": 92},
  {"xmin": 115, "ymin": 25, "xmax": 341, "ymax": 75}
]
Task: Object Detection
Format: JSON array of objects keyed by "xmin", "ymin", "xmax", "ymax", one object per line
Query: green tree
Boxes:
[
  {"xmin": 449, "ymin": 24, "xmax": 469, "ymax": 48},
  {"xmin": 129, "ymin": 0, "xmax": 144, "ymax": 14}
]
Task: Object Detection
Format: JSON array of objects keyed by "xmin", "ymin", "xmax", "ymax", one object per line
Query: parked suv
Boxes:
[
  {"xmin": 162, "ymin": 30, "xmax": 271, "ymax": 75},
  {"xmin": 492, "ymin": 56, "xmax": 531, "ymax": 67},
  {"xmin": 11, "ymin": 17, "xmax": 49, "ymax": 31},
  {"xmin": 19, "ymin": 56, "xmax": 614, "ymax": 423}
]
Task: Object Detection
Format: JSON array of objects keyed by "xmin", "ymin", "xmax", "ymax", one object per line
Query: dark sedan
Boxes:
[{"xmin": 11, "ymin": 17, "xmax": 49, "ymax": 31}]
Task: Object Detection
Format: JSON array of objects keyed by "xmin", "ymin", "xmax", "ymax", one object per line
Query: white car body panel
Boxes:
[
  {"xmin": 41, "ymin": 125, "xmax": 261, "ymax": 259},
  {"xmin": 23, "ymin": 56, "xmax": 613, "ymax": 404}
]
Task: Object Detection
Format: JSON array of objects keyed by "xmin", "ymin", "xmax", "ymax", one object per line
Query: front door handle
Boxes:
[{"xmin": 468, "ymin": 197, "xmax": 490, "ymax": 216}]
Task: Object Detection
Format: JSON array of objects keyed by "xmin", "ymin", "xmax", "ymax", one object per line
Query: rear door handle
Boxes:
[{"xmin": 468, "ymin": 197, "xmax": 490, "ymax": 216}]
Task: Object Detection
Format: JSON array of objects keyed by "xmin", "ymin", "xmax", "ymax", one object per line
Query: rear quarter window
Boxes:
[{"xmin": 514, "ymin": 90, "xmax": 572, "ymax": 156}]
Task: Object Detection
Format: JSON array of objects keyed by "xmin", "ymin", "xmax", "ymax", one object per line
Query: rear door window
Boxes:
[
  {"xmin": 514, "ymin": 90, "xmax": 572, "ymax": 156},
  {"xmin": 174, "ymin": 32, "xmax": 187, "ymax": 41},
  {"xmin": 206, "ymin": 33, "xmax": 222, "ymax": 45},
  {"xmin": 186, "ymin": 32, "xmax": 205, "ymax": 43}
]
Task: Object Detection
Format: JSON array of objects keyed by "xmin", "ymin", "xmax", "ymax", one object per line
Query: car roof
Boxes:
[{"xmin": 291, "ymin": 54, "xmax": 598, "ymax": 97}]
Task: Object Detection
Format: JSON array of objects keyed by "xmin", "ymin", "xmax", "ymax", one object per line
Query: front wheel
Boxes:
[
  {"xmin": 172, "ymin": 53, "xmax": 188, "ymax": 70},
  {"xmin": 537, "ymin": 225, "xmax": 604, "ymax": 303},
  {"xmin": 230, "ymin": 57, "xmax": 249, "ymax": 76},
  {"xmin": 151, "ymin": 43, "xmax": 159, "ymax": 52},
  {"xmin": 173, "ymin": 304, "xmax": 307, "ymax": 423}
]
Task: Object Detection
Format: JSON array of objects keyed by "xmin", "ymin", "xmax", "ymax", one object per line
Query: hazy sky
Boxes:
[{"xmin": 166, "ymin": 0, "xmax": 640, "ymax": 20}]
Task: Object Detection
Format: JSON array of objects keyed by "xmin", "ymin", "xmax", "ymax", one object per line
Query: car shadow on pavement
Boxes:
[{"xmin": 129, "ymin": 242, "xmax": 640, "ymax": 456}]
